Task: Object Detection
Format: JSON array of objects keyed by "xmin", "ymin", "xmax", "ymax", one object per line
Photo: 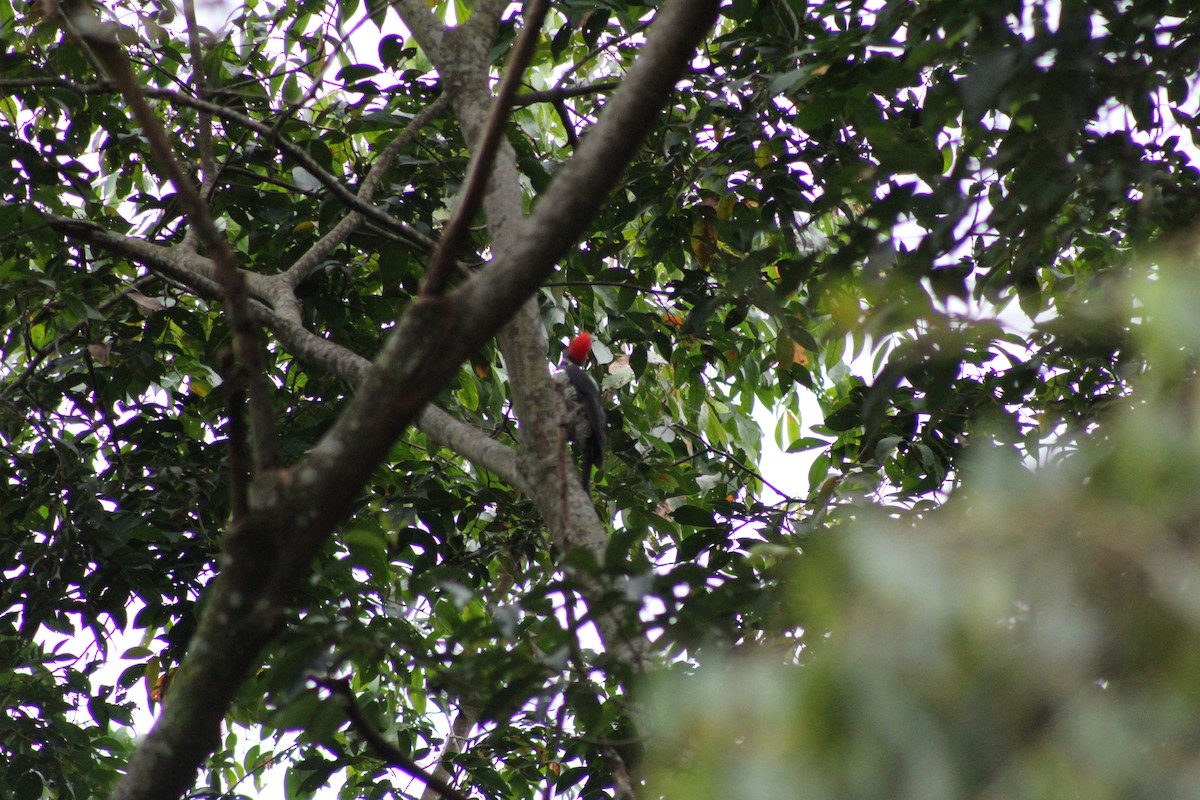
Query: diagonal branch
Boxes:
[
  {"xmin": 315, "ymin": 678, "xmax": 474, "ymax": 800},
  {"xmin": 512, "ymin": 81, "xmax": 620, "ymax": 106},
  {"xmin": 284, "ymin": 93, "xmax": 452, "ymax": 290},
  {"xmin": 0, "ymin": 75, "xmax": 438, "ymax": 254},
  {"xmin": 42, "ymin": 215, "xmax": 302, "ymax": 319},
  {"xmin": 61, "ymin": 0, "xmax": 283, "ymax": 476},
  {"xmin": 136, "ymin": 86, "xmax": 439, "ymax": 254},
  {"xmin": 255, "ymin": 308, "xmax": 531, "ymax": 494},
  {"xmin": 39, "ymin": 212, "xmax": 529, "ymax": 492},
  {"xmin": 107, "ymin": 3, "xmax": 721, "ymax": 798},
  {"xmin": 454, "ymin": 0, "xmax": 719, "ymax": 326},
  {"xmin": 391, "ymin": 0, "xmax": 447, "ymax": 61},
  {"xmin": 422, "ymin": 0, "xmax": 552, "ymax": 297}
]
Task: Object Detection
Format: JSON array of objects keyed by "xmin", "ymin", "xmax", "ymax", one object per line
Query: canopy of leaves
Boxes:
[{"xmin": 1, "ymin": 0, "xmax": 1199, "ymax": 798}]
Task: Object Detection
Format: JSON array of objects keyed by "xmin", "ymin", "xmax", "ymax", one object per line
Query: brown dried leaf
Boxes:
[
  {"xmin": 87, "ymin": 342, "xmax": 112, "ymax": 365},
  {"xmin": 128, "ymin": 291, "xmax": 165, "ymax": 313}
]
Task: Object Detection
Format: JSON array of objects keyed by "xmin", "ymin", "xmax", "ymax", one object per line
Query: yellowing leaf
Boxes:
[
  {"xmin": 691, "ymin": 220, "xmax": 716, "ymax": 268},
  {"xmin": 755, "ymin": 142, "xmax": 773, "ymax": 168},
  {"xmin": 716, "ymin": 194, "xmax": 736, "ymax": 221}
]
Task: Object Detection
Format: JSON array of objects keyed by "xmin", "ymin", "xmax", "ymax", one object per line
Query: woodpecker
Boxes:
[{"xmin": 558, "ymin": 332, "xmax": 606, "ymax": 493}]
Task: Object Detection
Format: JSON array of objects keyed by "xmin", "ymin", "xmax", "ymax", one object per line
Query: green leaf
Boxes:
[{"xmin": 671, "ymin": 505, "xmax": 717, "ymax": 529}]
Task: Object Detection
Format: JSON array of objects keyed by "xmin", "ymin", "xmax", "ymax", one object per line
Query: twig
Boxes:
[
  {"xmin": 673, "ymin": 423, "xmax": 800, "ymax": 503},
  {"xmin": 555, "ymin": 22, "xmax": 649, "ymax": 87},
  {"xmin": 543, "ymin": 280, "xmax": 674, "ymax": 296},
  {"xmin": 512, "ymin": 80, "xmax": 620, "ymax": 106},
  {"xmin": 0, "ymin": 75, "xmax": 435, "ymax": 253},
  {"xmin": 552, "ymin": 98, "xmax": 579, "ymax": 148},
  {"xmin": 314, "ymin": 678, "xmax": 474, "ymax": 800},
  {"xmin": 266, "ymin": 6, "xmax": 377, "ymax": 144}
]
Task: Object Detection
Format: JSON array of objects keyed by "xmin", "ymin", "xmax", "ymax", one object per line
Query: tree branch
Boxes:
[
  {"xmin": 284, "ymin": 93, "xmax": 452, "ymax": 290},
  {"xmin": 42, "ymin": 214, "xmax": 303, "ymax": 321},
  {"xmin": 315, "ymin": 678, "xmax": 474, "ymax": 800},
  {"xmin": 0, "ymin": 75, "xmax": 437, "ymax": 253},
  {"xmin": 60, "ymin": 0, "xmax": 283, "ymax": 473},
  {"xmin": 37, "ymin": 213, "xmax": 530, "ymax": 492},
  {"xmin": 420, "ymin": 709, "xmax": 478, "ymax": 800},
  {"xmin": 222, "ymin": 354, "xmax": 251, "ymax": 522},
  {"xmin": 422, "ymin": 0, "xmax": 551, "ymax": 297},
  {"xmin": 136, "ymin": 86, "xmax": 439, "ymax": 254},
  {"xmin": 106, "ymin": 3, "xmax": 720, "ymax": 797},
  {"xmin": 452, "ymin": 0, "xmax": 720, "ymax": 332},
  {"xmin": 556, "ymin": 21, "xmax": 650, "ymax": 87},
  {"xmin": 513, "ymin": 81, "xmax": 620, "ymax": 106},
  {"xmin": 391, "ymin": 0, "xmax": 447, "ymax": 62}
]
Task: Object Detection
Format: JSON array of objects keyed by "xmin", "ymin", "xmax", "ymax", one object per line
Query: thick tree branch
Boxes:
[
  {"xmin": 448, "ymin": 0, "xmax": 724, "ymax": 579},
  {"xmin": 455, "ymin": 0, "xmax": 718, "ymax": 325},
  {"xmin": 256, "ymin": 311, "xmax": 531, "ymax": 494},
  {"xmin": 420, "ymin": 709, "xmax": 478, "ymax": 800},
  {"xmin": 391, "ymin": 0, "xmax": 446, "ymax": 62},
  {"xmin": 180, "ymin": 0, "xmax": 218, "ymax": 254},
  {"xmin": 42, "ymin": 215, "xmax": 303, "ymax": 321},
  {"xmin": 400, "ymin": 2, "xmax": 614, "ymax": 641},
  {"xmin": 107, "ymin": 3, "xmax": 720, "ymax": 798},
  {"xmin": 466, "ymin": 0, "xmax": 512, "ymax": 37},
  {"xmin": 398, "ymin": 0, "xmax": 722, "ymax": 670}
]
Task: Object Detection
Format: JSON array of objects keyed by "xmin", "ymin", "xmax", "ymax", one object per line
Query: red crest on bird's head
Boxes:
[{"xmin": 565, "ymin": 332, "xmax": 593, "ymax": 365}]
